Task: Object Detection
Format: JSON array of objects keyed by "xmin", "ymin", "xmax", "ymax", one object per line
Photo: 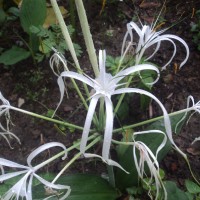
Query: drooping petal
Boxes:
[
  {"xmin": 114, "ymin": 64, "xmax": 160, "ymax": 85},
  {"xmin": 33, "ymin": 173, "xmax": 71, "ymax": 200},
  {"xmin": 80, "ymin": 95, "xmax": 100, "ymax": 154},
  {"xmin": 0, "ymin": 158, "xmax": 28, "ymax": 169},
  {"xmin": 102, "ymin": 97, "xmax": 113, "ymax": 160},
  {"xmin": 49, "ymin": 51, "xmax": 69, "ymax": 76},
  {"xmin": 0, "ymin": 170, "xmax": 28, "ymax": 182},
  {"xmin": 27, "ymin": 142, "xmax": 68, "ymax": 170},
  {"xmin": 114, "ymin": 87, "xmax": 186, "ymax": 158},
  {"xmin": 160, "ymin": 34, "xmax": 189, "ymax": 69},
  {"xmin": 84, "ymin": 153, "xmax": 129, "ymax": 173},
  {"xmin": 133, "ymin": 130, "xmax": 167, "ymax": 159}
]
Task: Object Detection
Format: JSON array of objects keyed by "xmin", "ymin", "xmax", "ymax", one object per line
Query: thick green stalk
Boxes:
[
  {"xmin": 75, "ymin": 0, "xmax": 99, "ymax": 77},
  {"xmin": 113, "ymin": 107, "xmax": 192, "ymax": 133},
  {"xmin": 50, "ymin": 0, "xmax": 99, "ymax": 127}
]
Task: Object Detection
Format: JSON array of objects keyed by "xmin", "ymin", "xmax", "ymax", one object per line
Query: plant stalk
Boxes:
[{"xmin": 75, "ymin": 0, "xmax": 99, "ymax": 77}]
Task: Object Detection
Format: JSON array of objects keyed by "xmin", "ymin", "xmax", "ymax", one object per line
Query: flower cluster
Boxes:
[{"xmin": 0, "ymin": 142, "xmax": 70, "ymax": 200}]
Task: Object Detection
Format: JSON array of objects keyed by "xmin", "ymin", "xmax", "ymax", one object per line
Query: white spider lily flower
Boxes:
[
  {"xmin": 0, "ymin": 142, "xmax": 71, "ymax": 200},
  {"xmin": 0, "ymin": 92, "xmax": 20, "ymax": 147},
  {"xmin": 55, "ymin": 49, "xmax": 185, "ymax": 168},
  {"xmin": 133, "ymin": 130, "xmax": 167, "ymax": 200},
  {"xmin": 121, "ymin": 21, "xmax": 189, "ymax": 70}
]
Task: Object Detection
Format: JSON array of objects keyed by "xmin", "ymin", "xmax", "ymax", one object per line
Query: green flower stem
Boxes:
[
  {"xmin": 35, "ymin": 133, "xmax": 99, "ymax": 170},
  {"xmin": 6, "ymin": 105, "xmax": 86, "ymax": 131},
  {"xmin": 50, "ymin": 0, "xmax": 90, "ymax": 105},
  {"xmin": 52, "ymin": 135, "xmax": 102, "ymax": 184},
  {"xmin": 75, "ymin": 0, "xmax": 99, "ymax": 77},
  {"xmin": 112, "ymin": 139, "xmax": 133, "ymax": 146},
  {"xmin": 113, "ymin": 107, "xmax": 193, "ymax": 133}
]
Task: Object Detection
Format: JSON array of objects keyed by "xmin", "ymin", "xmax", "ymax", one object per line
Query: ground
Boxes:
[{"xmin": 0, "ymin": 0, "xmax": 200, "ymax": 199}]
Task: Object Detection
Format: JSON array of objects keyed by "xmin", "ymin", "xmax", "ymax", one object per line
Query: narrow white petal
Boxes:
[
  {"xmin": 147, "ymin": 37, "xmax": 176, "ymax": 70},
  {"xmin": 134, "ymin": 130, "xmax": 167, "ymax": 158},
  {"xmin": 145, "ymin": 41, "xmax": 161, "ymax": 61},
  {"xmin": 161, "ymin": 34, "xmax": 189, "ymax": 69},
  {"xmin": 27, "ymin": 142, "xmax": 67, "ymax": 169},
  {"xmin": 80, "ymin": 95, "xmax": 100, "ymax": 154},
  {"xmin": 0, "ymin": 158, "xmax": 28, "ymax": 169},
  {"xmin": 114, "ymin": 88, "xmax": 186, "ymax": 158},
  {"xmin": 84, "ymin": 153, "xmax": 129, "ymax": 173},
  {"xmin": 102, "ymin": 97, "xmax": 113, "ymax": 160},
  {"xmin": 0, "ymin": 170, "xmax": 28, "ymax": 182},
  {"xmin": 114, "ymin": 64, "xmax": 160, "ymax": 84},
  {"xmin": 60, "ymin": 71, "xmax": 94, "ymax": 87}
]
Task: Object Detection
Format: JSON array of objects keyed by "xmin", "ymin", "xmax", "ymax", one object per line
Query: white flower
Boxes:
[
  {"xmin": 132, "ymin": 130, "xmax": 167, "ymax": 200},
  {"xmin": 121, "ymin": 21, "xmax": 189, "ymax": 70},
  {"xmin": 53, "ymin": 49, "xmax": 185, "ymax": 169},
  {"xmin": 0, "ymin": 142, "xmax": 70, "ymax": 200},
  {"xmin": 0, "ymin": 92, "xmax": 20, "ymax": 147}
]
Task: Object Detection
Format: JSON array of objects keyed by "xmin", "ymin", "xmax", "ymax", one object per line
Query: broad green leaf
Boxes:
[
  {"xmin": 0, "ymin": 46, "xmax": 30, "ymax": 65},
  {"xmin": 185, "ymin": 180, "xmax": 200, "ymax": 194},
  {"xmin": 164, "ymin": 181, "xmax": 189, "ymax": 200},
  {"xmin": 20, "ymin": 0, "xmax": 46, "ymax": 34},
  {"xmin": 32, "ymin": 174, "xmax": 119, "ymax": 200}
]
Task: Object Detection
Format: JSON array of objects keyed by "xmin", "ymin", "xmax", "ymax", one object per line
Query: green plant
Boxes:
[
  {"xmin": 185, "ymin": 180, "xmax": 200, "ymax": 200},
  {"xmin": 0, "ymin": 1, "xmax": 199, "ymax": 200},
  {"xmin": 0, "ymin": 0, "xmax": 82, "ymax": 67}
]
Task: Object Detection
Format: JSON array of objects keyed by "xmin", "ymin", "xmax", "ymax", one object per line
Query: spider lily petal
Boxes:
[
  {"xmin": 0, "ymin": 142, "xmax": 70, "ymax": 200},
  {"xmin": 122, "ymin": 21, "xmax": 189, "ymax": 70},
  {"xmin": 80, "ymin": 95, "xmax": 100, "ymax": 154},
  {"xmin": 114, "ymin": 88, "xmax": 186, "ymax": 158},
  {"xmin": 133, "ymin": 141, "xmax": 167, "ymax": 200},
  {"xmin": 0, "ymin": 92, "xmax": 20, "ymax": 147},
  {"xmin": 132, "ymin": 130, "xmax": 167, "ymax": 200},
  {"xmin": 134, "ymin": 130, "xmax": 167, "ymax": 159}
]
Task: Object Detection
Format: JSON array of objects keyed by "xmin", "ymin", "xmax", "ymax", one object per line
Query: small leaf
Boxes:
[
  {"xmin": 185, "ymin": 180, "xmax": 200, "ymax": 194},
  {"xmin": 0, "ymin": 46, "xmax": 30, "ymax": 65},
  {"xmin": 164, "ymin": 181, "xmax": 189, "ymax": 200}
]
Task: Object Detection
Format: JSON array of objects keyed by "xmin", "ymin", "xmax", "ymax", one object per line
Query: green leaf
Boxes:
[
  {"xmin": 20, "ymin": 0, "xmax": 46, "ymax": 34},
  {"xmin": 32, "ymin": 174, "xmax": 119, "ymax": 200},
  {"xmin": 0, "ymin": 46, "xmax": 30, "ymax": 65},
  {"xmin": 164, "ymin": 181, "xmax": 189, "ymax": 200},
  {"xmin": 185, "ymin": 180, "xmax": 200, "ymax": 194}
]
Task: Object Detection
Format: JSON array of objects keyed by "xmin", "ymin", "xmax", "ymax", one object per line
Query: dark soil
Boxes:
[{"xmin": 0, "ymin": 0, "xmax": 200, "ymax": 198}]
